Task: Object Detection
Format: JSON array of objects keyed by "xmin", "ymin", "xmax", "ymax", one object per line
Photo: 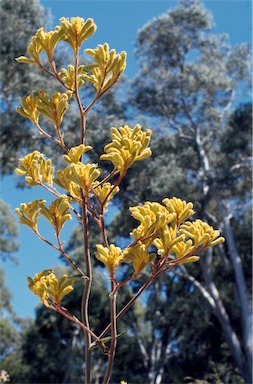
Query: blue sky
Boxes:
[{"xmin": 2, "ymin": 0, "xmax": 252, "ymax": 318}]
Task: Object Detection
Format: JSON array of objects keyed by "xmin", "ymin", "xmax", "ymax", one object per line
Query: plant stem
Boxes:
[
  {"xmin": 103, "ymin": 278, "xmax": 117, "ymax": 384},
  {"xmin": 99, "ymin": 274, "xmax": 155, "ymax": 340},
  {"xmin": 73, "ymin": 45, "xmax": 93, "ymax": 384},
  {"xmin": 81, "ymin": 193, "xmax": 92, "ymax": 384}
]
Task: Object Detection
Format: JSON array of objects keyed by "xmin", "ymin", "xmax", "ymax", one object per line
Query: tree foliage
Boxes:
[{"xmin": 109, "ymin": 1, "xmax": 251, "ymax": 382}]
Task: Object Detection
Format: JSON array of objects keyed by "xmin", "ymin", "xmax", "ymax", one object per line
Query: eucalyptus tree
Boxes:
[{"xmin": 112, "ymin": 0, "xmax": 252, "ymax": 382}]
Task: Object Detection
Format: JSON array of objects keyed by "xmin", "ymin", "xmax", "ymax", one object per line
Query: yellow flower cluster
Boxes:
[
  {"xmin": 27, "ymin": 269, "xmax": 75, "ymax": 307},
  {"xmin": 62, "ymin": 144, "xmax": 93, "ymax": 164},
  {"xmin": 16, "ymin": 17, "xmax": 96, "ymax": 65},
  {"xmin": 16, "ymin": 90, "xmax": 72, "ymax": 130},
  {"xmin": 15, "ymin": 197, "xmax": 72, "ymax": 236},
  {"xmin": 40, "ymin": 198, "xmax": 72, "ymax": 234},
  {"xmin": 95, "ymin": 197, "xmax": 225, "ymax": 276},
  {"xmin": 15, "ymin": 18, "xmax": 126, "ymax": 94},
  {"xmin": 59, "ymin": 17, "xmax": 97, "ymax": 51},
  {"xmin": 15, "ymin": 200, "xmax": 46, "ymax": 233},
  {"xmin": 95, "ymin": 244, "xmax": 125, "ymax": 274},
  {"xmin": 14, "ymin": 150, "xmax": 54, "ymax": 186},
  {"xmin": 54, "ymin": 162, "xmax": 101, "ymax": 200},
  {"xmin": 92, "ymin": 181, "xmax": 119, "ymax": 208},
  {"xmin": 58, "ymin": 64, "xmax": 97, "ymax": 91},
  {"xmin": 84, "ymin": 43, "xmax": 127, "ymax": 93},
  {"xmin": 101, "ymin": 124, "xmax": 152, "ymax": 175}
]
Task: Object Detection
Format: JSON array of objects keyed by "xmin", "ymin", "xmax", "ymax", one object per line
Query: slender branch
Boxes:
[
  {"xmin": 73, "ymin": 50, "xmax": 86, "ymax": 145},
  {"xmin": 49, "ymin": 303, "xmax": 108, "ymax": 350},
  {"xmin": 35, "ymin": 230, "xmax": 85, "ymax": 276},
  {"xmin": 99, "ymin": 274, "xmax": 155, "ymax": 340},
  {"xmin": 103, "ymin": 278, "xmax": 118, "ymax": 384},
  {"xmin": 81, "ymin": 191, "xmax": 92, "ymax": 384},
  {"xmin": 74, "ymin": 46, "xmax": 93, "ymax": 383},
  {"xmin": 56, "ymin": 232, "xmax": 86, "ymax": 277},
  {"xmin": 50, "ymin": 60, "xmax": 73, "ymax": 91},
  {"xmin": 100, "ymin": 209, "xmax": 109, "ymax": 249}
]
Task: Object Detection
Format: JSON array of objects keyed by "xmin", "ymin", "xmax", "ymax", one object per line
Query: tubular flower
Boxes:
[
  {"xmin": 123, "ymin": 244, "xmax": 156, "ymax": 277},
  {"xmin": 54, "ymin": 163, "xmax": 101, "ymax": 200},
  {"xmin": 130, "ymin": 201, "xmax": 176, "ymax": 246},
  {"xmin": 27, "ymin": 269, "xmax": 75, "ymax": 307},
  {"xmin": 92, "ymin": 181, "xmax": 119, "ymax": 208},
  {"xmin": 84, "ymin": 43, "xmax": 127, "ymax": 93},
  {"xmin": 40, "ymin": 198, "xmax": 72, "ymax": 235},
  {"xmin": 16, "ymin": 93, "xmax": 39, "ymax": 125},
  {"xmin": 128, "ymin": 198, "xmax": 225, "ymax": 266},
  {"xmin": 59, "ymin": 17, "xmax": 97, "ymax": 51},
  {"xmin": 95, "ymin": 244, "xmax": 125, "ymax": 274},
  {"xmin": 15, "ymin": 200, "xmax": 46, "ymax": 233},
  {"xmin": 170, "ymin": 240, "xmax": 198, "ymax": 263},
  {"xmin": 15, "ymin": 151, "xmax": 54, "ymax": 186},
  {"xmin": 153, "ymin": 226, "xmax": 183, "ymax": 257},
  {"xmin": 68, "ymin": 163, "xmax": 101, "ymax": 196},
  {"xmin": 15, "ymin": 26, "xmax": 63, "ymax": 64},
  {"xmin": 54, "ymin": 167, "xmax": 82, "ymax": 201},
  {"xmin": 63, "ymin": 144, "xmax": 92, "ymax": 164},
  {"xmin": 162, "ymin": 197, "xmax": 195, "ymax": 226},
  {"xmin": 179, "ymin": 219, "xmax": 225, "ymax": 249},
  {"xmin": 58, "ymin": 64, "xmax": 98, "ymax": 90},
  {"xmin": 35, "ymin": 90, "xmax": 72, "ymax": 128},
  {"xmin": 100, "ymin": 124, "xmax": 152, "ymax": 175}
]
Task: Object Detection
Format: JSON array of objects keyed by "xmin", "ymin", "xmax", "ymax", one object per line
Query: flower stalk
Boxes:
[{"xmin": 15, "ymin": 16, "xmax": 225, "ymax": 384}]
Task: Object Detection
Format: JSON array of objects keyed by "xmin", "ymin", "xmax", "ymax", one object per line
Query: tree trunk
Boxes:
[
  {"xmin": 194, "ymin": 126, "xmax": 252, "ymax": 383},
  {"xmin": 212, "ymin": 188, "xmax": 252, "ymax": 383},
  {"xmin": 200, "ymin": 250, "xmax": 246, "ymax": 375}
]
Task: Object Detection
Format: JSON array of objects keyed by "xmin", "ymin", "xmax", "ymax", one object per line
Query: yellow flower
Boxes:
[
  {"xmin": 15, "ymin": 200, "xmax": 46, "ymax": 233},
  {"xmin": 123, "ymin": 244, "xmax": 156, "ymax": 277},
  {"xmin": 27, "ymin": 269, "xmax": 75, "ymax": 307},
  {"xmin": 16, "ymin": 93, "xmax": 39, "ymax": 125},
  {"xmin": 153, "ymin": 226, "xmax": 179, "ymax": 257},
  {"xmin": 60, "ymin": 17, "xmax": 97, "ymax": 51},
  {"xmin": 101, "ymin": 125, "xmax": 152, "ymax": 175},
  {"xmin": 92, "ymin": 181, "xmax": 119, "ymax": 208},
  {"xmin": 95, "ymin": 244, "xmax": 125, "ymax": 274},
  {"xmin": 36, "ymin": 90, "xmax": 71, "ymax": 128},
  {"xmin": 15, "ymin": 151, "xmax": 54, "ymax": 186},
  {"xmin": 58, "ymin": 64, "xmax": 94, "ymax": 90},
  {"xmin": 16, "ymin": 26, "xmax": 63, "ymax": 64},
  {"xmin": 54, "ymin": 163, "xmax": 101, "ymax": 200},
  {"xmin": 180, "ymin": 219, "xmax": 225, "ymax": 249},
  {"xmin": 40, "ymin": 198, "xmax": 72, "ymax": 234},
  {"xmin": 84, "ymin": 43, "xmax": 126, "ymax": 92},
  {"xmin": 130, "ymin": 201, "xmax": 176, "ymax": 245},
  {"xmin": 162, "ymin": 197, "xmax": 195, "ymax": 226},
  {"xmin": 63, "ymin": 144, "xmax": 92, "ymax": 164}
]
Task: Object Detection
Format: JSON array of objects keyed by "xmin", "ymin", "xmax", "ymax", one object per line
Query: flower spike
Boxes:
[
  {"xmin": 63, "ymin": 145, "xmax": 92, "ymax": 164},
  {"xmin": 15, "ymin": 200, "xmax": 46, "ymax": 233},
  {"xmin": 101, "ymin": 124, "xmax": 152, "ymax": 175},
  {"xmin": 180, "ymin": 220, "xmax": 225, "ymax": 249},
  {"xmin": 84, "ymin": 43, "xmax": 126, "ymax": 93},
  {"xmin": 59, "ymin": 17, "xmax": 97, "ymax": 51},
  {"xmin": 40, "ymin": 198, "xmax": 72, "ymax": 235},
  {"xmin": 27, "ymin": 269, "xmax": 75, "ymax": 307},
  {"xmin": 95, "ymin": 244, "xmax": 125, "ymax": 274},
  {"xmin": 15, "ymin": 151, "xmax": 54, "ymax": 186}
]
